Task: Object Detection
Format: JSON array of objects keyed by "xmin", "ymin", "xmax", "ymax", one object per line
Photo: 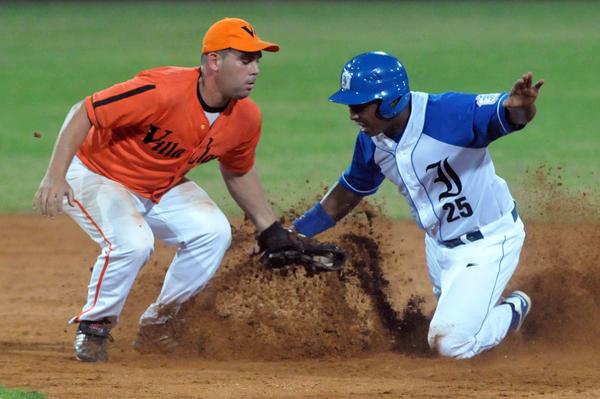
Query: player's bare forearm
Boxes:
[
  {"xmin": 45, "ymin": 100, "xmax": 91, "ymax": 177},
  {"xmin": 503, "ymin": 72, "xmax": 544, "ymax": 126},
  {"xmin": 505, "ymin": 105, "xmax": 536, "ymax": 126},
  {"xmin": 321, "ymin": 183, "xmax": 362, "ymax": 221},
  {"xmin": 33, "ymin": 100, "xmax": 92, "ymax": 216},
  {"xmin": 221, "ymin": 165, "xmax": 277, "ymax": 233}
]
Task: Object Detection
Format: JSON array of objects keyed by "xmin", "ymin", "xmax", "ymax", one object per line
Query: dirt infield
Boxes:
[{"xmin": 1, "ymin": 197, "xmax": 600, "ymax": 398}]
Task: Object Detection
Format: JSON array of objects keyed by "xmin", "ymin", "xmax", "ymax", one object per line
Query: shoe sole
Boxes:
[{"xmin": 75, "ymin": 353, "xmax": 108, "ymax": 362}]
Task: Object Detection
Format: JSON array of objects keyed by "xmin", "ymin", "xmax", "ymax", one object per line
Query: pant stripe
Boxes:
[
  {"xmin": 72, "ymin": 199, "xmax": 113, "ymax": 322},
  {"xmin": 471, "ymin": 235, "xmax": 507, "ymax": 352}
]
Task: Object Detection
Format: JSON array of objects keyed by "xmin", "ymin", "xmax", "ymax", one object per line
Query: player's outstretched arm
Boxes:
[
  {"xmin": 503, "ymin": 72, "xmax": 544, "ymax": 126},
  {"xmin": 321, "ymin": 183, "xmax": 363, "ymax": 221},
  {"xmin": 220, "ymin": 165, "xmax": 277, "ymax": 233},
  {"xmin": 293, "ymin": 183, "xmax": 362, "ymax": 238},
  {"xmin": 221, "ymin": 165, "xmax": 346, "ymax": 271},
  {"xmin": 33, "ymin": 100, "xmax": 91, "ymax": 218}
]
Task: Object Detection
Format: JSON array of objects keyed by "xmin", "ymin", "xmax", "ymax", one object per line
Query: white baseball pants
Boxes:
[
  {"xmin": 63, "ymin": 157, "xmax": 232, "ymax": 326},
  {"xmin": 425, "ymin": 209, "xmax": 526, "ymax": 359}
]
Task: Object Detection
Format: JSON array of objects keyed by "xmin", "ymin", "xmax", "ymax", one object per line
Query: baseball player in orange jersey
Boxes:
[{"xmin": 33, "ymin": 18, "xmax": 299, "ymax": 362}]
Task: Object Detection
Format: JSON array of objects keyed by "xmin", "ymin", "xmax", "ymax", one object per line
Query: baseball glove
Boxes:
[{"xmin": 256, "ymin": 222, "xmax": 346, "ymax": 272}]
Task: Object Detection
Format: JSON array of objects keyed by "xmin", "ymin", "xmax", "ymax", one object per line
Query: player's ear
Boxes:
[{"xmin": 205, "ymin": 52, "xmax": 221, "ymax": 72}]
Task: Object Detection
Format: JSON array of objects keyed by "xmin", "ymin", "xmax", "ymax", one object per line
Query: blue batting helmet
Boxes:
[{"xmin": 329, "ymin": 51, "xmax": 410, "ymax": 119}]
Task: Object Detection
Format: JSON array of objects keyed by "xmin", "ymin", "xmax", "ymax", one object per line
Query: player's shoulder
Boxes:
[
  {"xmin": 427, "ymin": 91, "xmax": 507, "ymax": 109},
  {"xmin": 426, "ymin": 91, "xmax": 477, "ymax": 107},
  {"xmin": 232, "ymin": 97, "xmax": 262, "ymax": 123},
  {"xmin": 354, "ymin": 131, "xmax": 377, "ymax": 154},
  {"xmin": 235, "ymin": 96, "xmax": 260, "ymax": 112},
  {"xmin": 422, "ymin": 92, "xmax": 479, "ymax": 146},
  {"xmin": 424, "ymin": 91, "xmax": 481, "ymax": 121},
  {"xmin": 357, "ymin": 130, "xmax": 374, "ymax": 145},
  {"xmin": 135, "ymin": 66, "xmax": 199, "ymax": 84},
  {"xmin": 136, "ymin": 67, "xmax": 199, "ymax": 105},
  {"xmin": 422, "ymin": 90, "xmax": 509, "ymax": 148}
]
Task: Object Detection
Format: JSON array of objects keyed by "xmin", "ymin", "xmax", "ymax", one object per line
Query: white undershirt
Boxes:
[{"xmin": 204, "ymin": 111, "xmax": 220, "ymax": 126}]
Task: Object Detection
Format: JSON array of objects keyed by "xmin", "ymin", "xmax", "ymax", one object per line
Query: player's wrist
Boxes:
[
  {"xmin": 503, "ymin": 106, "xmax": 529, "ymax": 130},
  {"xmin": 256, "ymin": 221, "xmax": 289, "ymax": 252},
  {"xmin": 293, "ymin": 202, "xmax": 336, "ymax": 238}
]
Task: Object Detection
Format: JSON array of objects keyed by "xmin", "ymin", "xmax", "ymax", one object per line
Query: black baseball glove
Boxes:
[{"xmin": 256, "ymin": 222, "xmax": 346, "ymax": 272}]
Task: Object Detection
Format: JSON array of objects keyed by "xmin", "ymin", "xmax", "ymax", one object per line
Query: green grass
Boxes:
[
  {"xmin": 1, "ymin": 1, "xmax": 598, "ymax": 217},
  {"xmin": 0, "ymin": 386, "xmax": 45, "ymax": 399}
]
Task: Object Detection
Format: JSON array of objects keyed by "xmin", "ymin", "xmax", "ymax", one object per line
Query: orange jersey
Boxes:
[{"xmin": 78, "ymin": 67, "xmax": 262, "ymax": 202}]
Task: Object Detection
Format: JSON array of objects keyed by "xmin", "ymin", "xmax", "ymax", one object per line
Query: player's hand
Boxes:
[
  {"xmin": 255, "ymin": 222, "xmax": 345, "ymax": 271},
  {"xmin": 503, "ymin": 72, "xmax": 544, "ymax": 109},
  {"xmin": 33, "ymin": 174, "xmax": 75, "ymax": 218}
]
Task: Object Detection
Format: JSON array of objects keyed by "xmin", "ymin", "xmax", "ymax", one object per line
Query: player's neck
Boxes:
[
  {"xmin": 383, "ymin": 104, "xmax": 411, "ymax": 138},
  {"xmin": 198, "ymin": 77, "xmax": 229, "ymax": 109}
]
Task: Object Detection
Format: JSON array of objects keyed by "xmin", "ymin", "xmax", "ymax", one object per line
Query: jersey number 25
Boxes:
[{"xmin": 426, "ymin": 158, "xmax": 473, "ymax": 223}]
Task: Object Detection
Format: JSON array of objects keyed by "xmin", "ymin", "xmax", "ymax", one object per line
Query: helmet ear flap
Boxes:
[{"xmin": 377, "ymin": 92, "xmax": 411, "ymax": 119}]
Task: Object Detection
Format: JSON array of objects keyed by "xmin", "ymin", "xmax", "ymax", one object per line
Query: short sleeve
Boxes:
[
  {"xmin": 473, "ymin": 92, "xmax": 525, "ymax": 144},
  {"xmin": 423, "ymin": 92, "xmax": 527, "ymax": 148},
  {"xmin": 218, "ymin": 121, "xmax": 261, "ymax": 174},
  {"xmin": 338, "ymin": 132, "xmax": 385, "ymax": 196},
  {"xmin": 85, "ymin": 71, "xmax": 159, "ymax": 129}
]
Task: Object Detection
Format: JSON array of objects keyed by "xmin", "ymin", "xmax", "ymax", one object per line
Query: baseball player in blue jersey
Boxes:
[{"xmin": 293, "ymin": 51, "xmax": 544, "ymax": 359}]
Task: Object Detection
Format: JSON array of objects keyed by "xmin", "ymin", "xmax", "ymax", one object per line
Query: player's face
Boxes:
[
  {"xmin": 217, "ymin": 50, "xmax": 262, "ymax": 99},
  {"xmin": 348, "ymin": 102, "xmax": 391, "ymax": 136}
]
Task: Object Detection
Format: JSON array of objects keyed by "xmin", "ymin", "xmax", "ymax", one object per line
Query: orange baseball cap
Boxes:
[{"xmin": 202, "ymin": 18, "xmax": 280, "ymax": 54}]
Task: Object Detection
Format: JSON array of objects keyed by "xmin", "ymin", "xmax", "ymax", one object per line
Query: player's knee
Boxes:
[
  {"xmin": 191, "ymin": 213, "xmax": 232, "ymax": 250},
  {"xmin": 129, "ymin": 239, "xmax": 155, "ymax": 260},
  {"xmin": 207, "ymin": 216, "xmax": 232, "ymax": 249},
  {"xmin": 428, "ymin": 324, "xmax": 475, "ymax": 359},
  {"xmin": 115, "ymin": 229, "xmax": 155, "ymax": 260}
]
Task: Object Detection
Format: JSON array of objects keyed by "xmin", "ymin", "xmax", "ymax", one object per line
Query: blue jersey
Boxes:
[{"xmin": 339, "ymin": 91, "xmax": 523, "ymax": 241}]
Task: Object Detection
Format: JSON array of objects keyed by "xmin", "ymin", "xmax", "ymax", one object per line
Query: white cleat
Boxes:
[{"xmin": 502, "ymin": 290, "xmax": 532, "ymax": 331}]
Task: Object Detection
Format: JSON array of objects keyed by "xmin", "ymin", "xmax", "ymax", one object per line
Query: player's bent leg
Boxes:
[
  {"xmin": 64, "ymin": 157, "xmax": 155, "ymax": 324},
  {"xmin": 71, "ymin": 223, "xmax": 155, "ymax": 323},
  {"xmin": 64, "ymin": 158, "xmax": 156, "ymax": 362},
  {"xmin": 427, "ymin": 325, "xmax": 479, "ymax": 358},
  {"xmin": 426, "ymin": 222, "xmax": 525, "ymax": 359},
  {"xmin": 427, "ymin": 304, "xmax": 514, "ymax": 359},
  {"xmin": 139, "ymin": 180, "xmax": 232, "ymax": 326}
]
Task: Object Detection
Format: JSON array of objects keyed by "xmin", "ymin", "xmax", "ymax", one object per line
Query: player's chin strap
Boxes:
[{"xmin": 292, "ymin": 202, "xmax": 336, "ymax": 238}]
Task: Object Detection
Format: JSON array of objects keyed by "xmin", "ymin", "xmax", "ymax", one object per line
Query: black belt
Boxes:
[
  {"xmin": 440, "ymin": 230, "xmax": 484, "ymax": 248},
  {"xmin": 440, "ymin": 204, "xmax": 519, "ymax": 248}
]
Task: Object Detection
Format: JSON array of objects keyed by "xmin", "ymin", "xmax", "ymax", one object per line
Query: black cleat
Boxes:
[{"xmin": 73, "ymin": 320, "xmax": 113, "ymax": 362}]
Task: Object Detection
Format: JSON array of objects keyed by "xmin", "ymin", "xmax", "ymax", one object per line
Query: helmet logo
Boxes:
[{"xmin": 341, "ymin": 70, "xmax": 352, "ymax": 90}]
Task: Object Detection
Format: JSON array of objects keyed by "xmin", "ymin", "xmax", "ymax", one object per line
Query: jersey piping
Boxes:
[{"xmin": 92, "ymin": 85, "xmax": 156, "ymax": 108}]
